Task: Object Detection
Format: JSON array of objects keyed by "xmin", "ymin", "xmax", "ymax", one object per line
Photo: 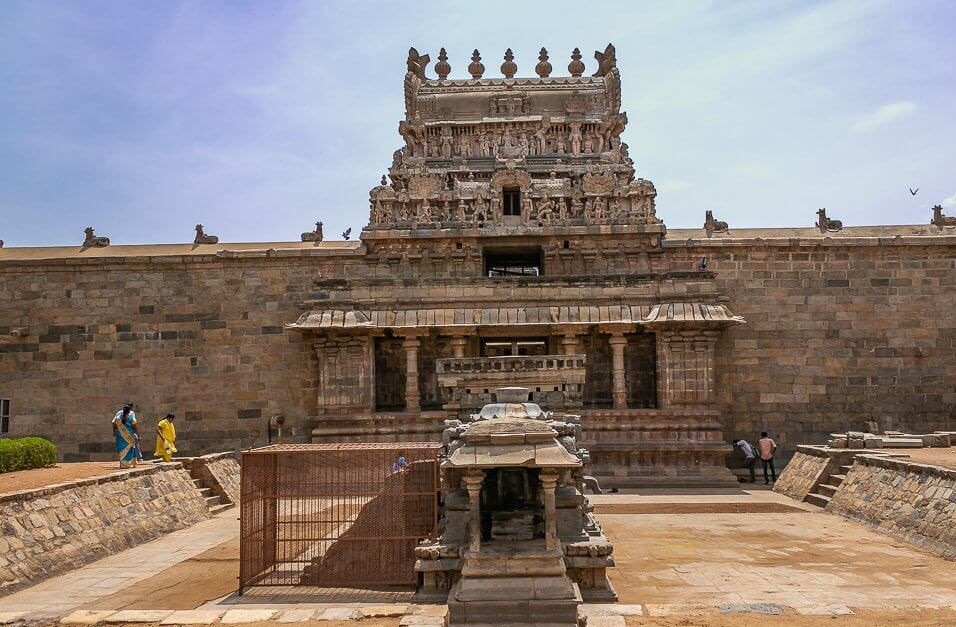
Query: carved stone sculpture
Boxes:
[
  {"xmin": 500, "ymin": 48, "xmax": 517, "ymax": 78},
  {"xmin": 468, "ymin": 49, "xmax": 484, "ymax": 79},
  {"xmin": 931, "ymin": 205, "xmax": 956, "ymax": 228},
  {"xmin": 704, "ymin": 210, "xmax": 729, "ymax": 237},
  {"xmin": 568, "ymin": 48, "xmax": 585, "ymax": 77},
  {"xmin": 592, "ymin": 43, "xmax": 617, "ymax": 77},
  {"xmin": 406, "ymin": 47, "xmax": 430, "ymax": 80},
  {"xmin": 82, "ymin": 227, "xmax": 110, "ymax": 249},
  {"xmin": 535, "ymin": 48, "xmax": 552, "ymax": 78},
  {"xmin": 194, "ymin": 224, "xmax": 219, "ymax": 245},
  {"xmin": 435, "ymin": 47, "xmax": 451, "ymax": 80},
  {"xmin": 816, "ymin": 208, "xmax": 843, "ymax": 233},
  {"xmin": 301, "ymin": 221, "xmax": 324, "ymax": 243}
]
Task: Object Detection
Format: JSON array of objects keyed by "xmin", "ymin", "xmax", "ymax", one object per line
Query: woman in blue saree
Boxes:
[{"xmin": 112, "ymin": 403, "xmax": 140, "ymax": 468}]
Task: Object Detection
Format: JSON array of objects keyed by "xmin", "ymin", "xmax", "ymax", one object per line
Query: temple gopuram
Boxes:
[
  {"xmin": 290, "ymin": 45, "xmax": 745, "ymax": 487},
  {"xmin": 2, "ymin": 44, "xmax": 955, "ymax": 485}
]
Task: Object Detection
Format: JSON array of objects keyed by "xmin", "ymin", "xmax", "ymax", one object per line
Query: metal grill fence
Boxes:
[{"xmin": 239, "ymin": 443, "xmax": 442, "ymax": 593}]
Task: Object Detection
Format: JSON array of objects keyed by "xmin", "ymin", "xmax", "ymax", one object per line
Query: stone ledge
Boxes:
[
  {"xmin": 853, "ymin": 453, "xmax": 956, "ymax": 481},
  {"xmin": 0, "ymin": 462, "xmax": 184, "ymax": 503}
]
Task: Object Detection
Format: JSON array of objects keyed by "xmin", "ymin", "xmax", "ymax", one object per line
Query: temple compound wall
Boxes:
[{"xmin": 2, "ymin": 44, "xmax": 955, "ymax": 486}]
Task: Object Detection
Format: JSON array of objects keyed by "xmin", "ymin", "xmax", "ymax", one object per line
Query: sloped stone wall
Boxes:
[
  {"xmin": 183, "ymin": 452, "xmax": 240, "ymax": 504},
  {"xmin": 0, "ymin": 463, "xmax": 209, "ymax": 595},
  {"xmin": 773, "ymin": 446, "xmax": 831, "ymax": 501},
  {"xmin": 825, "ymin": 455, "xmax": 956, "ymax": 560}
]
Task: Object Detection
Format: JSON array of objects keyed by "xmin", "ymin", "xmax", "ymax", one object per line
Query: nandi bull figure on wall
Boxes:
[
  {"xmin": 193, "ymin": 224, "xmax": 219, "ymax": 245},
  {"xmin": 81, "ymin": 227, "xmax": 110, "ymax": 250},
  {"xmin": 931, "ymin": 205, "xmax": 956, "ymax": 229},
  {"xmin": 816, "ymin": 208, "xmax": 843, "ymax": 233},
  {"xmin": 301, "ymin": 221, "xmax": 324, "ymax": 243},
  {"xmin": 704, "ymin": 210, "xmax": 728, "ymax": 238}
]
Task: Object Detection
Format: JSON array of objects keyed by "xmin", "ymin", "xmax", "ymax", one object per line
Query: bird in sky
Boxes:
[
  {"xmin": 909, "ymin": 187, "xmax": 919, "ymax": 196},
  {"xmin": 342, "ymin": 228, "xmax": 352, "ymax": 240}
]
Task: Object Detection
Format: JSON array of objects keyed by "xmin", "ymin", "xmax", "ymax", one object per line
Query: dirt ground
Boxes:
[
  {"xmin": 0, "ymin": 461, "xmax": 124, "ymax": 493},
  {"xmin": 85, "ymin": 539, "xmax": 239, "ymax": 611},
  {"xmin": 592, "ymin": 502, "xmax": 807, "ymax": 515},
  {"xmin": 892, "ymin": 447, "xmax": 956, "ymax": 471},
  {"xmin": 625, "ymin": 608, "xmax": 956, "ymax": 627}
]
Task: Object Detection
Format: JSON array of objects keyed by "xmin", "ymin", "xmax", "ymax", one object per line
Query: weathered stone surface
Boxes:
[
  {"xmin": 104, "ymin": 610, "xmax": 173, "ymax": 623},
  {"xmin": 60, "ymin": 610, "xmax": 114, "ymax": 625},
  {"xmin": 0, "ymin": 465, "xmax": 209, "ymax": 596},
  {"xmin": 315, "ymin": 608, "xmax": 359, "ymax": 621},
  {"xmin": 773, "ymin": 447, "xmax": 831, "ymax": 501},
  {"xmin": 825, "ymin": 456, "xmax": 956, "ymax": 560},
  {"xmin": 159, "ymin": 610, "xmax": 225, "ymax": 625},
  {"xmin": 220, "ymin": 609, "xmax": 278, "ymax": 624}
]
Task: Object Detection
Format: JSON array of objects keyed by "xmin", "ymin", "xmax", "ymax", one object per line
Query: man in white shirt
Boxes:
[{"xmin": 732, "ymin": 438, "xmax": 758, "ymax": 483}]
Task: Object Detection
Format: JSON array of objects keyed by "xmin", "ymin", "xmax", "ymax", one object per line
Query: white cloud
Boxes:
[
  {"xmin": 852, "ymin": 101, "xmax": 918, "ymax": 132},
  {"xmin": 942, "ymin": 192, "xmax": 956, "ymax": 209}
]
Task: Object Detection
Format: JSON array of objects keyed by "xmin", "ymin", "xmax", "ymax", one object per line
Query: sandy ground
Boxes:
[
  {"xmin": 891, "ymin": 447, "xmax": 956, "ymax": 471},
  {"xmin": 0, "ymin": 461, "xmax": 125, "ymax": 493},
  {"xmin": 625, "ymin": 609, "xmax": 956, "ymax": 627},
  {"xmin": 592, "ymin": 502, "xmax": 807, "ymax": 515},
  {"xmin": 84, "ymin": 539, "xmax": 240, "ymax": 611}
]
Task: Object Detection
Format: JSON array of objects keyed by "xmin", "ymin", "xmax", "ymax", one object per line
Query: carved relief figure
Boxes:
[
  {"xmin": 479, "ymin": 133, "xmax": 491, "ymax": 157},
  {"xmin": 535, "ymin": 114, "xmax": 551, "ymax": 155},
  {"xmin": 569, "ymin": 122, "xmax": 582, "ymax": 156},
  {"xmin": 536, "ymin": 192, "xmax": 555, "ymax": 224},
  {"xmin": 440, "ymin": 126, "xmax": 453, "ymax": 159}
]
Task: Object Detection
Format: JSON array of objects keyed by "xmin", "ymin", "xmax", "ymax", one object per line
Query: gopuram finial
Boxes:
[
  {"xmin": 535, "ymin": 47, "xmax": 552, "ymax": 78},
  {"xmin": 435, "ymin": 47, "xmax": 451, "ymax": 80},
  {"xmin": 468, "ymin": 49, "xmax": 484, "ymax": 79},
  {"xmin": 500, "ymin": 48, "xmax": 517, "ymax": 78},
  {"xmin": 568, "ymin": 47, "xmax": 585, "ymax": 77}
]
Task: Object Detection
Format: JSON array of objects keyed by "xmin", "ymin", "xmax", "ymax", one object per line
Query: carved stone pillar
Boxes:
[
  {"xmin": 539, "ymin": 470, "xmax": 559, "ymax": 551},
  {"xmin": 445, "ymin": 326, "xmax": 475, "ymax": 359},
  {"xmin": 608, "ymin": 333, "xmax": 628, "ymax": 410},
  {"xmin": 401, "ymin": 335, "xmax": 422, "ymax": 412},
  {"xmin": 463, "ymin": 471, "xmax": 484, "ymax": 553}
]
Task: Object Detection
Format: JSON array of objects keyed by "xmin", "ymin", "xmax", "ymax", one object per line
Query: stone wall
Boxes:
[
  {"xmin": 182, "ymin": 452, "xmax": 241, "ymax": 504},
  {"xmin": 772, "ymin": 446, "xmax": 832, "ymax": 501},
  {"xmin": 0, "ymin": 463, "xmax": 210, "ymax": 595},
  {"xmin": 825, "ymin": 455, "xmax": 956, "ymax": 560},
  {"xmin": 664, "ymin": 234, "xmax": 956, "ymax": 458},
  {"xmin": 2, "ymin": 230, "xmax": 956, "ymax": 461}
]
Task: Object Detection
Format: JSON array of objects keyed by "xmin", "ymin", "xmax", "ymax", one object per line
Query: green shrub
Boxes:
[{"xmin": 0, "ymin": 437, "xmax": 58, "ymax": 473}]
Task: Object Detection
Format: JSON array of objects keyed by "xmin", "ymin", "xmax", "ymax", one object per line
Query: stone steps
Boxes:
[
  {"xmin": 805, "ymin": 493, "xmax": 831, "ymax": 508},
  {"xmin": 829, "ymin": 474, "xmax": 847, "ymax": 486},
  {"xmin": 817, "ymin": 484, "xmax": 840, "ymax": 498}
]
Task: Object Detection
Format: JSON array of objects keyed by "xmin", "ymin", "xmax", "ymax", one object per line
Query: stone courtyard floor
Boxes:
[{"xmin": 2, "ymin": 488, "xmax": 956, "ymax": 626}]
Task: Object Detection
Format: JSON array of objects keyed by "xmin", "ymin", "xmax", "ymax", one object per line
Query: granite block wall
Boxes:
[
  {"xmin": 664, "ymin": 239, "xmax": 956, "ymax": 457},
  {"xmin": 825, "ymin": 455, "xmax": 956, "ymax": 560},
  {"xmin": 0, "ymin": 463, "xmax": 209, "ymax": 595}
]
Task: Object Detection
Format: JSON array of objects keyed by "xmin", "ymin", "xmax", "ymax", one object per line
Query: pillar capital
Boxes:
[{"xmin": 597, "ymin": 323, "xmax": 636, "ymax": 336}]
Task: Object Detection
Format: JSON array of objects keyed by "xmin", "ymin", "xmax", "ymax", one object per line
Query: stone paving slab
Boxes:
[
  {"xmin": 160, "ymin": 609, "xmax": 226, "ymax": 625},
  {"xmin": 275, "ymin": 609, "xmax": 318, "ymax": 622},
  {"xmin": 60, "ymin": 611, "xmax": 114, "ymax": 625},
  {"xmin": 358, "ymin": 606, "xmax": 411, "ymax": 618},
  {"xmin": 315, "ymin": 608, "xmax": 359, "ymax": 621},
  {"xmin": 793, "ymin": 604, "xmax": 854, "ymax": 616},
  {"xmin": 0, "ymin": 613, "xmax": 27, "ymax": 625},
  {"xmin": 104, "ymin": 610, "xmax": 174, "ymax": 623},
  {"xmin": 579, "ymin": 604, "xmax": 644, "ymax": 616},
  {"xmin": 220, "ymin": 609, "xmax": 279, "ymax": 623},
  {"xmin": 585, "ymin": 616, "xmax": 626, "ymax": 627},
  {"xmin": 717, "ymin": 602, "xmax": 786, "ymax": 615}
]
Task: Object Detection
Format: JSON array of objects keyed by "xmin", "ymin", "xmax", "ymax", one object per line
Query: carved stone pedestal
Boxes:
[{"xmin": 448, "ymin": 541, "xmax": 581, "ymax": 626}]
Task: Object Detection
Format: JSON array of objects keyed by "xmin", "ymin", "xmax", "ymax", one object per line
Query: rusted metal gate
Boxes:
[{"xmin": 239, "ymin": 443, "xmax": 441, "ymax": 592}]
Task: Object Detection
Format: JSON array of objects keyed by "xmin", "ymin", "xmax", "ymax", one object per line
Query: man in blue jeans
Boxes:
[
  {"xmin": 732, "ymin": 439, "xmax": 758, "ymax": 483},
  {"xmin": 758, "ymin": 431, "xmax": 778, "ymax": 484}
]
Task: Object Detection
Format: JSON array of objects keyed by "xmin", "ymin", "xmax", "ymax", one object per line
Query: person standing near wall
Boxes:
[
  {"xmin": 154, "ymin": 414, "xmax": 177, "ymax": 462},
  {"xmin": 732, "ymin": 438, "xmax": 758, "ymax": 483},
  {"xmin": 758, "ymin": 431, "xmax": 778, "ymax": 485},
  {"xmin": 112, "ymin": 402, "xmax": 139, "ymax": 469}
]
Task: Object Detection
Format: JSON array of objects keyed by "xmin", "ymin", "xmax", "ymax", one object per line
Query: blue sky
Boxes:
[{"xmin": 1, "ymin": 0, "xmax": 955, "ymax": 246}]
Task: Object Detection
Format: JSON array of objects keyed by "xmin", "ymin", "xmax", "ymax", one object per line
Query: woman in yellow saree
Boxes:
[
  {"xmin": 155, "ymin": 413, "xmax": 177, "ymax": 462},
  {"xmin": 112, "ymin": 403, "xmax": 139, "ymax": 468}
]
